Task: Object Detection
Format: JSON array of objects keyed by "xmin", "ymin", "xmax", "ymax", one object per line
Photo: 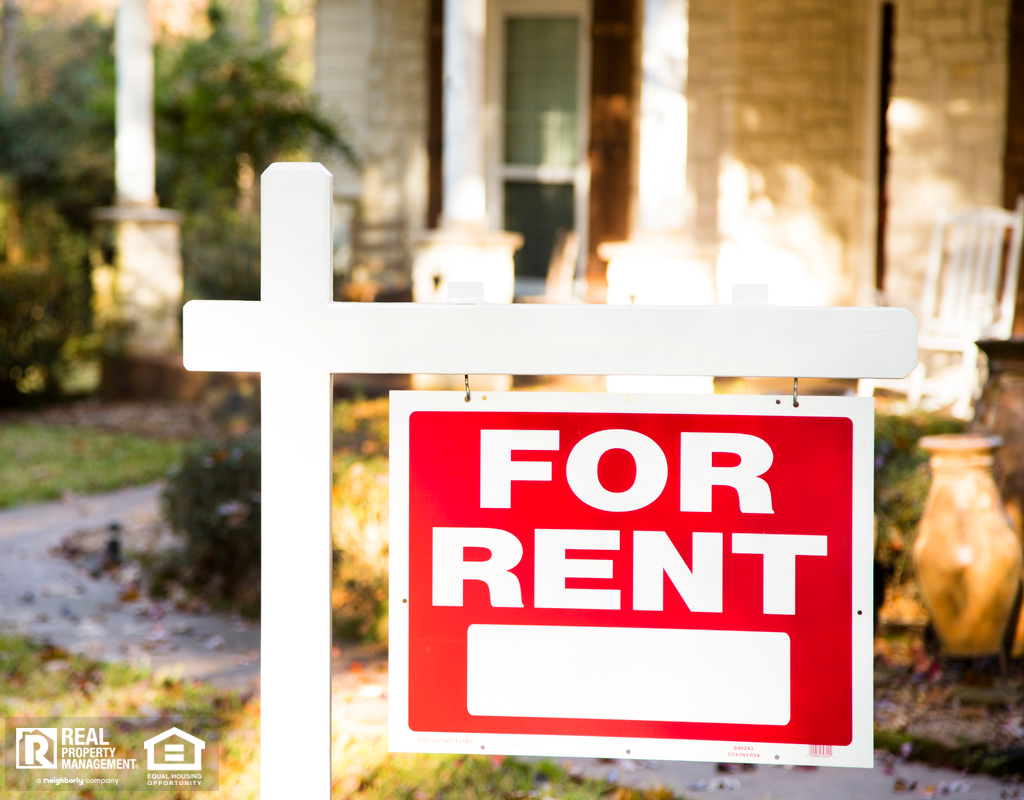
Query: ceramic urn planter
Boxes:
[{"xmin": 912, "ymin": 434, "xmax": 1023, "ymax": 658}]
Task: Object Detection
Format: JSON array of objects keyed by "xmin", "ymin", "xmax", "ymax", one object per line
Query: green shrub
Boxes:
[
  {"xmin": 0, "ymin": 230, "xmax": 93, "ymax": 404},
  {"xmin": 160, "ymin": 436, "xmax": 261, "ymax": 616},
  {"xmin": 874, "ymin": 412, "xmax": 966, "ymax": 583}
]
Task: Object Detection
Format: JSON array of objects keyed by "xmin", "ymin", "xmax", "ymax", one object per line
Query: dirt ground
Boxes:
[{"xmin": 874, "ymin": 587, "xmax": 1024, "ymax": 772}]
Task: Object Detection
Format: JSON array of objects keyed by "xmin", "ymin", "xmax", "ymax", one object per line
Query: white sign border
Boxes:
[{"xmin": 388, "ymin": 390, "xmax": 874, "ymax": 769}]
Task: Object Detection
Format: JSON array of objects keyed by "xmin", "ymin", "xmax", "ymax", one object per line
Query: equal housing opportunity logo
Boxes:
[{"xmin": 144, "ymin": 727, "xmax": 205, "ymax": 771}]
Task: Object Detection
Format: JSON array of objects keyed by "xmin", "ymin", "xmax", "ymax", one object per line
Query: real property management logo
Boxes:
[
  {"xmin": 15, "ymin": 728, "xmax": 57, "ymax": 769},
  {"xmin": 15, "ymin": 725, "xmax": 138, "ymax": 771}
]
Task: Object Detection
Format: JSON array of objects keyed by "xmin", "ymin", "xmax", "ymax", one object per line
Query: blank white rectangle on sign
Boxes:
[{"xmin": 467, "ymin": 625, "xmax": 790, "ymax": 726}]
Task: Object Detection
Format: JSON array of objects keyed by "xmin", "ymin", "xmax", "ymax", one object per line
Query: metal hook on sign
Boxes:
[
  {"xmin": 792, "ymin": 378, "xmax": 799, "ymax": 408},
  {"xmin": 465, "ymin": 375, "xmax": 471, "ymax": 403}
]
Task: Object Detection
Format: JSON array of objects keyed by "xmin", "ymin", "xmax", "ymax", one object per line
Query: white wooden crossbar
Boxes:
[
  {"xmin": 182, "ymin": 163, "xmax": 917, "ymax": 799},
  {"xmin": 184, "ymin": 301, "xmax": 917, "ymax": 379}
]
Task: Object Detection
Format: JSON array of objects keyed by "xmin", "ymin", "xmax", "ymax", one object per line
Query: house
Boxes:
[
  {"xmin": 313, "ymin": 0, "xmax": 1024, "ymax": 324},
  {"xmin": 143, "ymin": 727, "xmax": 205, "ymax": 771}
]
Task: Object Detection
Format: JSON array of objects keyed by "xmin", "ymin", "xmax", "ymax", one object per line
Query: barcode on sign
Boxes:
[{"xmin": 809, "ymin": 744, "xmax": 833, "ymax": 758}]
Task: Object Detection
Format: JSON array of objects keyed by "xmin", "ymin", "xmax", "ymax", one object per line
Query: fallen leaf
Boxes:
[{"xmin": 39, "ymin": 644, "xmax": 69, "ymax": 661}]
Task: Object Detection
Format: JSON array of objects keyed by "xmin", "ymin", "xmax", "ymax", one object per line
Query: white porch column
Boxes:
[
  {"xmin": 442, "ymin": 0, "xmax": 487, "ymax": 225},
  {"xmin": 413, "ymin": 0, "xmax": 517, "ymax": 388},
  {"xmin": 115, "ymin": 0, "xmax": 156, "ymax": 207},
  {"xmin": 94, "ymin": 0, "xmax": 183, "ymax": 359},
  {"xmin": 638, "ymin": 0, "xmax": 689, "ymax": 231},
  {"xmin": 602, "ymin": 0, "xmax": 716, "ymax": 393},
  {"xmin": 414, "ymin": 0, "xmax": 519, "ymax": 324}
]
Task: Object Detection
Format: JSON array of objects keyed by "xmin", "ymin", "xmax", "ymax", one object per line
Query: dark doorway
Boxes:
[
  {"xmin": 875, "ymin": 2, "xmax": 895, "ymax": 293},
  {"xmin": 505, "ymin": 182, "xmax": 575, "ymax": 279}
]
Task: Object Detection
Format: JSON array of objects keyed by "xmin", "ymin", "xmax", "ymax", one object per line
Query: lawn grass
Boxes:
[
  {"xmin": 343, "ymin": 752, "xmax": 665, "ymax": 800},
  {"xmin": 0, "ymin": 424, "xmax": 184, "ymax": 507},
  {"xmin": 0, "ymin": 634, "xmax": 661, "ymax": 800}
]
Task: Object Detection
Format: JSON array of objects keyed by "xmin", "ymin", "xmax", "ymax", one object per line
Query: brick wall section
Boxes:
[
  {"xmin": 885, "ymin": 0, "xmax": 1010, "ymax": 304},
  {"xmin": 685, "ymin": 0, "xmax": 736, "ymax": 248},
  {"xmin": 315, "ymin": 0, "xmax": 429, "ymax": 261},
  {"xmin": 688, "ymin": 0, "xmax": 872, "ymax": 305},
  {"xmin": 363, "ymin": 0, "xmax": 429, "ymax": 231}
]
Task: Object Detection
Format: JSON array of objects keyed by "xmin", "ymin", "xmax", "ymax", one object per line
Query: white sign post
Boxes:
[{"xmin": 183, "ymin": 163, "xmax": 917, "ymax": 798}]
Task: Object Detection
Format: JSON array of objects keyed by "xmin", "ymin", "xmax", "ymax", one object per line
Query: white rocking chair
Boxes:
[{"xmin": 860, "ymin": 196, "xmax": 1024, "ymax": 418}]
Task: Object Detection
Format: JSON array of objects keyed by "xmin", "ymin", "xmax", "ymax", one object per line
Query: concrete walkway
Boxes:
[
  {"xmin": 564, "ymin": 755, "xmax": 1021, "ymax": 799},
  {"xmin": 0, "ymin": 484, "xmax": 260, "ymax": 688}
]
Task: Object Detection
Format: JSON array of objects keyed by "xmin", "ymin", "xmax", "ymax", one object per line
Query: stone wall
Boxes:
[
  {"xmin": 688, "ymin": 0, "xmax": 873, "ymax": 306},
  {"xmin": 885, "ymin": 0, "xmax": 1010, "ymax": 304}
]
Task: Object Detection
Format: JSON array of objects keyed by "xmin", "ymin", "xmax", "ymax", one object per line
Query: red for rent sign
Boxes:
[{"xmin": 388, "ymin": 392, "xmax": 874, "ymax": 767}]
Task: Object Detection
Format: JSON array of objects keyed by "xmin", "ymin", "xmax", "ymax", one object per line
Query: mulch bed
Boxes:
[{"xmin": 874, "ymin": 612, "xmax": 1024, "ymax": 778}]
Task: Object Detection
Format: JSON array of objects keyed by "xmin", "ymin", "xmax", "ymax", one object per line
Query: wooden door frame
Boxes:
[
  {"xmin": 586, "ymin": 0, "xmax": 636, "ymax": 301},
  {"xmin": 1005, "ymin": 0, "xmax": 1024, "ymax": 332}
]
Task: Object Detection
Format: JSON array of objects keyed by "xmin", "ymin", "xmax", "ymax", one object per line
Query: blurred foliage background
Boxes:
[
  {"xmin": 0, "ymin": 16, "xmax": 113, "ymax": 404},
  {"xmin": 0, "ymin": 0, "xmax": 355, "ymax": 405},
  {"xmin": 155, "ymin": 2, "xmax": 356, "ymax": 301},
  {"xmin": 331, "ymin": 397, "xmax": 390, "ymax": 641}
]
